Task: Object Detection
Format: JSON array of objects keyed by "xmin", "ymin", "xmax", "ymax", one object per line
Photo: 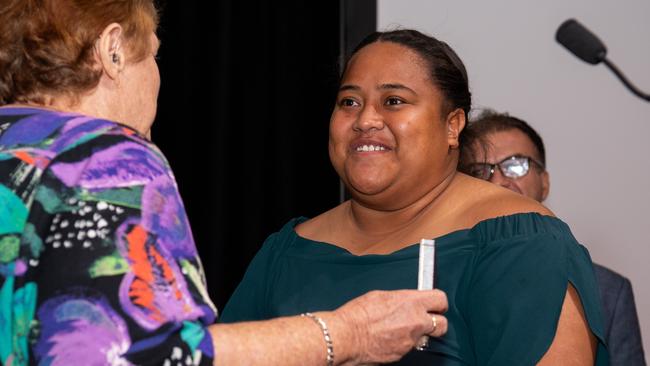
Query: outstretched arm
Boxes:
[{"xmin": 210, "ymin": 289, "xmax": 449, "ymax": 366}]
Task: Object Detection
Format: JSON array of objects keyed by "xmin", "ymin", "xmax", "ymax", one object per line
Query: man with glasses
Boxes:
[{"xmin": 459, "ymin": 110, "xmax": 646, "ymax": 366}]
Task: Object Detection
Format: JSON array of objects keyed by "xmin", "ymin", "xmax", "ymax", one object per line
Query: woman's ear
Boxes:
[
  {"xmin": 446, "ymin": 108, "xmax": 466, "ymax": 149},
  {"xmin": 95, "ymin": 23, "xmax": 125, "ymax": 80}
]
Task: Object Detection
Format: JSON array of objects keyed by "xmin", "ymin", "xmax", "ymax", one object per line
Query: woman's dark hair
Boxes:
[{"xmin": 344, "ymin": 29, "xmax": 472, "ymax": 120}]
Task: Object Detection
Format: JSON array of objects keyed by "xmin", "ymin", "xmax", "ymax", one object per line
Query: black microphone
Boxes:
[
  {"xmin": 555, "ymin": 18, "xmax": 650, "ymax": 102},
  {"xmin": 556, "ymin": 19, "xmax": 607, "ymax": 64}
]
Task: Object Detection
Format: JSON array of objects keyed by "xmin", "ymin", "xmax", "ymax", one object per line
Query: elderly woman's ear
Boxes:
[
  {"xmin": 446, "ymin": 108, "xmax": 466, "ymax": 149},
  {"xmin": 95, "ymin": 23, "xmax": 125, "ymax": 80}
]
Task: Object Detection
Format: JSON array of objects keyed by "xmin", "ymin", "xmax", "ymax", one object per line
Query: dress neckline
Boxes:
[{"xmin": 286, "ymin": 211, "xmax": 561, "ymax": 258}]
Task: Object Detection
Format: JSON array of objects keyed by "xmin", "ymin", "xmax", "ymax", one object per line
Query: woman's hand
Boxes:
[{"xmin": 326, "ymin": 289, "xmax": 449, "ymax": 365}]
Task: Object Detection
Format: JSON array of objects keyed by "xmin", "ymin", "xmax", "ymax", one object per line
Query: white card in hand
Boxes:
[
  {"xmin": 415, "ymin": 238, "xmax": 436, "ymax": 351},
  {"xmin": 418, "ymin": 238, "xmax": 435, "ymax": 291}
]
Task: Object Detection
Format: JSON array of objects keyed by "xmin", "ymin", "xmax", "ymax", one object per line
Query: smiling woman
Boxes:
[
  {"xmin": 328, "ymin": 40, "xmax": 464, "ymax": 208},
  {"xmin": 220, "ymin": 29, "xmax": 609, "ymax": 365}
]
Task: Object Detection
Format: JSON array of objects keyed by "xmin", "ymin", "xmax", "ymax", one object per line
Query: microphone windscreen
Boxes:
[{"xmin": 556, "ymin": 19, "xmax": 607, "ymax": 65}]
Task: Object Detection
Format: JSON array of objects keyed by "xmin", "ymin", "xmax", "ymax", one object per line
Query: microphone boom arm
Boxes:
[{"xmin": 602, "ymin": 58, "xmax": 650, "ymax": 102}]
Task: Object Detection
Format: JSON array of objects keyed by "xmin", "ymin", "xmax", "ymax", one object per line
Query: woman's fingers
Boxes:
[
  {"xmin": 416, "ymin": 289, "xmax": 449, "ymax": 314},
  {"xmin": 333, "ymin": 289, "xmax": 450, "ymax": 364},
  {"xmin": 426, "ymin": 312, "xmax": 448, "ymax": 338}
]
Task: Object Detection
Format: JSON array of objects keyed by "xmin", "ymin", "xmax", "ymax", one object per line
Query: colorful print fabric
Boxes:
[{"xmin": 0, "ymin": 107, "xmax": 216, "ymax": 365}]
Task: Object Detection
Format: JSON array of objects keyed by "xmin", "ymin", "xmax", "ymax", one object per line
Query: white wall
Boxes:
[{"xmin": 379, "ymin": 0, "xmax": 650, "ymax": 356}]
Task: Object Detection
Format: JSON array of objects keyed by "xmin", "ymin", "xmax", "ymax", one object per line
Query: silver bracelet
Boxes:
[{"xmin": 302, "ymin": 312, "xmax": 334, "ymax": 366}]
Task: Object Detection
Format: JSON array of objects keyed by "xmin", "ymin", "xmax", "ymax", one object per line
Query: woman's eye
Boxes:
[
  {"xmin": 339, "ymin": 98, "xmax": 359, "ymax": 107},
  {"xmin": 385, "ymin": 97, "xmax": 404, "ymax": 106}
]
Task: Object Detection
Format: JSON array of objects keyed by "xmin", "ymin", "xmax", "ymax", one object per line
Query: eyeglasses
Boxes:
[{"xmin": 466, "ymin": 155, "xmax": 545, "ymax": 181}]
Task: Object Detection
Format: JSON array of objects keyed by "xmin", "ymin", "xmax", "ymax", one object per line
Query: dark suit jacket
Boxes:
[{"xmin": 594, "ymin": 263, "xmax": 646, "ymax": 365}]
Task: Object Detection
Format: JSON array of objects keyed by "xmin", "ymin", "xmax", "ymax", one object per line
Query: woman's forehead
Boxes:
[{"xmin": 342, "ymin": 42, "xmax": 435, "ymax": 92}]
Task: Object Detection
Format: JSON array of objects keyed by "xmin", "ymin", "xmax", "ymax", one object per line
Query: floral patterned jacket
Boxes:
[{"xmin": 0, "ymin": 107, "xmax": 216, "ymax": 366}]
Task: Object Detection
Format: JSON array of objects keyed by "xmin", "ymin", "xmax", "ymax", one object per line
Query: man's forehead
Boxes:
[{"xmin": 482, "ymin": 129, "xmax": 542, "ymax": 161}]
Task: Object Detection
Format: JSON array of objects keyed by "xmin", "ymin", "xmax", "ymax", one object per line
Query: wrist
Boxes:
[
  {"xmin": 302, "ymin": 312, "xmax": 334, "ymax": 366},
  {"xmin": 317, "ymin": 310, "xmax": 361, "ymax": 365}
]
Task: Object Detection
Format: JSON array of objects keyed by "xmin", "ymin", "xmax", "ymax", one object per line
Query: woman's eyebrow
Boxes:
[
  {"xmin": 378, "ymin": 83, "xmax": 416, "ymax": 94},
  {"xmin": 339, "ymin": 84, "xmax": 360, "ymax": 92},
  {"xmin": 338, "ymin": 83, "xmax": 416, "ymax": 94}
]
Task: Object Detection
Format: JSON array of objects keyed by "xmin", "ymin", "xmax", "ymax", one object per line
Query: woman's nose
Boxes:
[{"xmin": 353, "ymin": 105, "xmax": 384, "ymax": 132}]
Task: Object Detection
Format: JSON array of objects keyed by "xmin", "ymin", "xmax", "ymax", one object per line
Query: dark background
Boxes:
[{"xmin": 152, "ymin": 0, "xmax": 375, "ymax": 310}]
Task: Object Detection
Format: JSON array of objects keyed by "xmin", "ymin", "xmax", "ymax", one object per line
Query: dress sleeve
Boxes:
[
  {"xmin": 464, "ymin": 214, "xmax": 609, "ymax": 365},
  {"xmin": 219, "ymin": 231, "xmax": 283, "ymax": 323},
  {"xmin": 15, "ymin": 133, "xmax": 217, "ymax": 365}
]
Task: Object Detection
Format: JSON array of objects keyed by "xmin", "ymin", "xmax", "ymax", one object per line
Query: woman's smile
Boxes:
[{"xmin": 349, "ymin": 138, "xmax": 392, "ymax": 154}]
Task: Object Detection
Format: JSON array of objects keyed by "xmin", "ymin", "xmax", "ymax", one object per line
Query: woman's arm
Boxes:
[
  {"xmin": 537, "ymin": 285, "xmax": 597, "ymax": 365},
  {"xmin": 210, "ymin": 289, "xmax": 449, "ymax": 365}
]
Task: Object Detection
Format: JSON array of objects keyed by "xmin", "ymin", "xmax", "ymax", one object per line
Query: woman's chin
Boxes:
[
  {"xmin": 343, "ymin": 166, "xmax": 396, "ymax": 195},
  {"xmin": 346, "ymin": 178, "xmax": 391, "ymax": 198}
]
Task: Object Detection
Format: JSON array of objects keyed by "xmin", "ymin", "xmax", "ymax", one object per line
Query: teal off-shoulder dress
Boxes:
[{"xmin": 220, "ymin": 213, "xmax": 608, "ymax": 365}]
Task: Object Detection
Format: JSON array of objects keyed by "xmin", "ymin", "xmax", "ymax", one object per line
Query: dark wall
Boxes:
[{"xmin": 153, "ymin": 1, "xmax": 345, "ymax": 309}]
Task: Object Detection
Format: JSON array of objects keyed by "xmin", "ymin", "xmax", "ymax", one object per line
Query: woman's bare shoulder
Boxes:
[{"xmin": 455, "ymin": 174, "xmax": 554, "ymax": 223}]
